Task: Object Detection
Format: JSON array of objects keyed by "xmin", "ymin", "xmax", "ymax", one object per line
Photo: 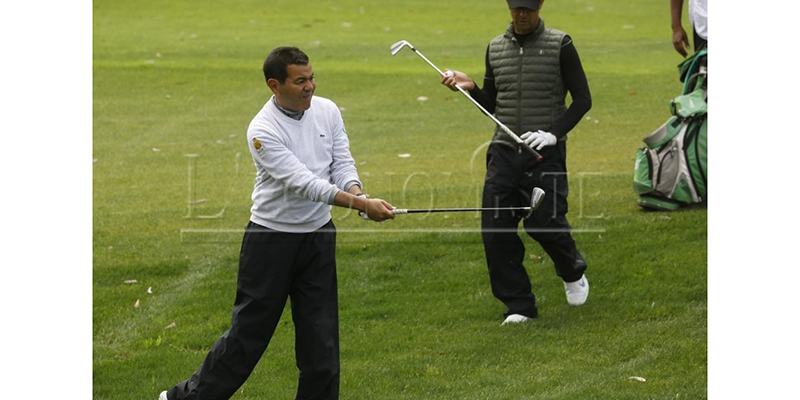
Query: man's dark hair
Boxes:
[{"xmin": 263, "ymin": 47, "xmax": 309, "ymax": 84}]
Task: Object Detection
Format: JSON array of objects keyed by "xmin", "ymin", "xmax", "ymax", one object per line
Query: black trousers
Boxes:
[
  {"xmin": 481, "ymin": 141, "xmax": 587, "ymax": 318},
  {"xmin": 168, "ymin": 220, "xmax": 339, "ymax": 400}
]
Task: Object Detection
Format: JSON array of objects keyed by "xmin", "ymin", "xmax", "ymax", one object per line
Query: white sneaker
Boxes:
[
  {"xmin": 564, "ymin": 275, "xmax": 589, "ymax": 306},
  {"xmin": 159, "ymin": 391, "xmax": 169, "ymax": 400},
  {"xmin": 501, "ymin": 314, "xmax": 531, "ymax": 325}
]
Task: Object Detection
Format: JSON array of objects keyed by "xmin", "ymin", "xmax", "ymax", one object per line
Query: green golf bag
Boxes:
[{"xmin": 633, "ymin": 50, "xmax": 707, "ymax": 211}]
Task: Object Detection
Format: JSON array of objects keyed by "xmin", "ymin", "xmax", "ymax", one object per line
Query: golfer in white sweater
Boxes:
[{"xmin": 161, "ymin": 46, "xmax": 395, "ymax": 400}]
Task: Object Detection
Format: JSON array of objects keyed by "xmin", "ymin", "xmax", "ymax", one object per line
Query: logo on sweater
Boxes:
[{"xmin": 252, "ymin": 138, "xmax": 262, "ymax": 150}]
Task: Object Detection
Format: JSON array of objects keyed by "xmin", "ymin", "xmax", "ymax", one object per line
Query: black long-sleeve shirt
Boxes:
[{"xmin": 468, "ymin": 34, "xmax": 591, "ymax": 139}]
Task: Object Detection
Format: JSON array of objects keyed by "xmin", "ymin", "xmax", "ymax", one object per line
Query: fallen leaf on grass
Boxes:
[
  {"xmin": 342, "ymin": 22, "xmax": 352, "ymax": 28},
  {"xmin": 164, "ymin": 321, "xmax": 176, "ymax": 330},
  {"xmin": 147, "ymin": 287, "xmax": 153, "ymax": 294},
  {"xmin": 124, "ymin": 280, "xmax": 138, "ymax": 284},
  {"xmin": 529, "ymin": 254, "xmax": 541, "ymax": 260},
  {"xmin": 628, "ymin": 376, "xmax": 647, "ymax": 382},
  {"xmin": 397, "ymin": 153, "xmax": 411, "ymax": 158},
  {"xmin": 659, "ymin": 215, "xmax": 671, "ymax": 220},
  {"xmin": 417, "ymin": 96, "xmax": 428, "ymax": 102},
  {"xmin": 93, "ymin": 158, "xmax": 98, "ymax": 163},
  {"xmin": 152, "ymin": 148, "xmax": 161, "ymax": 152},
  {"xmin": 134, "ymin": 299, "xmax": 140, "ymax": 308}
]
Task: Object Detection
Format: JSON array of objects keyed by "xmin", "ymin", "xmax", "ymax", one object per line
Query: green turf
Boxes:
[{"xmin": 94, "ymin": 0, "xmax": 706, "ymax": 398}]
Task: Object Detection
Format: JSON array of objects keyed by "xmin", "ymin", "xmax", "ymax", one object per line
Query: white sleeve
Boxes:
[
  {"xmin": 249, "ymin": 128, "xmax": 340, "ymax": 205},
  {"xmin": 329, "ymin": 107, "xmax": 362, "ymax": 191}
]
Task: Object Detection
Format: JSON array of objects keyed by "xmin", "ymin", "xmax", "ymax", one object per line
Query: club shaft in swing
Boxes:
[
  {"xmin": 392, "ymin": 207, "xmax": 532, "ymax": 215},
  {"xmin": 362, "ymin": 188, "xmax": 545, "ymax": 219}
]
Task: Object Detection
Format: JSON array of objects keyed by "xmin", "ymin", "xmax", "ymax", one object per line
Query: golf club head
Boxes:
[
  {"xmin": 523, "ymin": 187, "xmax": 546, "ymax": 219},
  {"xmin": 530, "ymin": 187, "xmax": 545, "ymax": 210},
  {"xmin": 390, "ymin": 40, "xmax": 414, "ymax": 56}
]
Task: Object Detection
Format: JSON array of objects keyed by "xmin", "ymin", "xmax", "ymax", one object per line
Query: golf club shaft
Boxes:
[
  {"xmin": 409, "ymin": 48, "xmax": 543, "ymax": 162},
  {"xmin": 393, "ymin": 207, "xmax": 531, "ymax": 215}
]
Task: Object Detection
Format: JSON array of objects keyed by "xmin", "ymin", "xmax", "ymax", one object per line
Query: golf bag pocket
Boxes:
[
  {"xmin": 633, "ymin": 138, "xmax": 683, "ymax": 198},
  {"xmin": 654, "ymin": 144, "xmax": 680, "ymax": 195}
]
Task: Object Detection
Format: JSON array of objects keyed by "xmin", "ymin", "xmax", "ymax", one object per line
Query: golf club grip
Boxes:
[{"xmin": 499, "ymin": 125, "xmax": 544, "ymax": 161}]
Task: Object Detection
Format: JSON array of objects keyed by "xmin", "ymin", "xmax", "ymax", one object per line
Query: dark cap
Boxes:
[{"xmin": 507, "ymin": 0, "xmax": 541, "ymax": 10}]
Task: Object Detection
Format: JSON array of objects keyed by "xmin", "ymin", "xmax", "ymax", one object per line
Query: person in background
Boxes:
[{"xmin": 440, "ymin": 0, "xmax": 592, "ymax": 325}]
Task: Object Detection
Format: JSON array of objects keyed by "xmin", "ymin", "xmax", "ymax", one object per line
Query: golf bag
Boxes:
[{"xmin": 633, "ymin": 49, "xmax": 707, "ymax": 211}]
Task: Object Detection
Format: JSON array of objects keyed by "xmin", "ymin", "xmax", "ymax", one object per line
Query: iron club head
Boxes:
[
  {"xmin": 523, "ymin": 187, "xmax": 546, "ymax": 219},
  {"xmin": 530, "ymin": 187, "xmax": 545, "ymax": 211},
  {"xmin": 390, "ymin": 40, "xmax": 414, "ymax": 56}
]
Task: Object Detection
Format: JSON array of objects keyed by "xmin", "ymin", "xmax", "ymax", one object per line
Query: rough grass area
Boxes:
[{"xmin": 94, "ymin": 0, "xmax": 706, "ymax": 398}]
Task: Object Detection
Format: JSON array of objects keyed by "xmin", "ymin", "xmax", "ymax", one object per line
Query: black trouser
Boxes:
[
  {"xmin": 481, "ymin": 141, "xmax": 587, "ymax": 318},
  {"xmin": 168, "ymin": 220, "xmax": 339, "ymax": 400}
]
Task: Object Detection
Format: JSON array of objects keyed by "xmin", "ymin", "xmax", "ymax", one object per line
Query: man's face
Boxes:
[
  {"xmin": 270, "ymin": 63, "xmax": 315, "ymax": 112},
  {"xmin": 508, "ymin": 1, "xmax": 543, "ymax": 34}
]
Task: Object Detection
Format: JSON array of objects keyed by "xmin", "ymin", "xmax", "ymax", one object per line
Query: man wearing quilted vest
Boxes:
[{"xmin": 441, "ymin": 0, "xmax": 592, "ymax": 325}]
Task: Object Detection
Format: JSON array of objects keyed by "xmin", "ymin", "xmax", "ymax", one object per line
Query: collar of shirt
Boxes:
[{"xmin": 271, "ymin": 96, "xmax": 305, "ymax": 121}]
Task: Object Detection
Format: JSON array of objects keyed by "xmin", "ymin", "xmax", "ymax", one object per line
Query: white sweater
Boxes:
[{"xmin": 246, "ymin": 95, "xmax": 361, "ymax": 232}]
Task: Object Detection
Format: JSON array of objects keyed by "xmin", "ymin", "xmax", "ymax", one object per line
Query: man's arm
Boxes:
[
  {"xmin": 249, "ymin": 130, "xmax": 340, "ymax": 204},
  {"xmin": 671, "ymin": 0, "xmax": 690, "ymax": 57},
  {"xmin": 248, "ymin": 129, "xmax": 394, "ymax": 221},
  {"xmin": 550, "ymin": 36, "xmax": 592, "ymax": 139}
]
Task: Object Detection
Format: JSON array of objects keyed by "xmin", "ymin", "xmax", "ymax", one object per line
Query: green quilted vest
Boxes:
[{"xmin": 488, "ymin": 19, "xmax": 567, "ymax": 144}]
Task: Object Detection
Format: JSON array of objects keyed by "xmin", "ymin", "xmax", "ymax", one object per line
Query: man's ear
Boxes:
[{"xmin": 266, "ymin": 78, "xmax": 281, "ymax": 95}]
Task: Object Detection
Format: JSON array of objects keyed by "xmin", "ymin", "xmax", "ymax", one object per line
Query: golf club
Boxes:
[
  {"xmin": 390, "ymin": 39, "xmax": 543, "ymax": 162},
  {"xmin": 361, "ymin": 187, "xmax": 545, "ymax": 220}
]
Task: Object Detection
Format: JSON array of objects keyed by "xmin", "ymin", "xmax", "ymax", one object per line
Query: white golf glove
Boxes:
[{"xmin": 520, "ymin": 130, "xmax": 557, "ymax": 151}]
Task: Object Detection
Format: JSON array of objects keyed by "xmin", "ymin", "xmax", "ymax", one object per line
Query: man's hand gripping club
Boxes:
[{"xmin": 334, "ymin": 191, "xmax": 395, "ymax": 222}]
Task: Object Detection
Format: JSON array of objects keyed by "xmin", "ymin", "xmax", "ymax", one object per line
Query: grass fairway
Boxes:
[{"xmin": 93, "ymin": 0, "xmax": 706, "ymax": 399}]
